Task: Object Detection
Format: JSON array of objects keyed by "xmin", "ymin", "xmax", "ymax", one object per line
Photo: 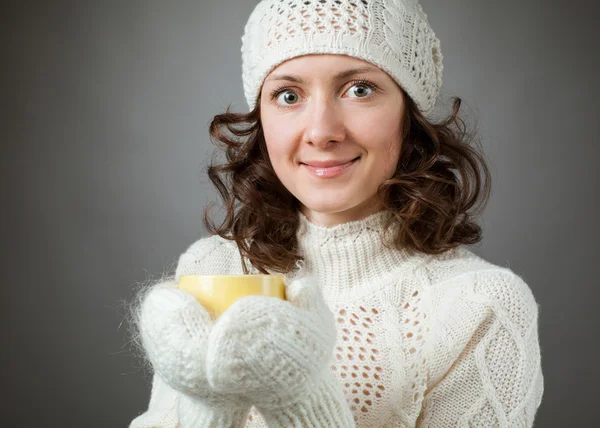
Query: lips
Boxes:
[
  {"xmin": 301, "ymin": 157, "xmax": 360, "ymax": 167},
  {"xmin": 300, "ymin": 157, "xmax": 361, "ymax": 178}
]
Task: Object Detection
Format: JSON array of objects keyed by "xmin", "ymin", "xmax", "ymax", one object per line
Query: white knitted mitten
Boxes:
[
  {"xmin": 206, "ymin": 276, "xmax": 355, "ymax": 427},
  {"xmin": 138, "ymin": 283, "xmax": 251, "ymax": 428}
]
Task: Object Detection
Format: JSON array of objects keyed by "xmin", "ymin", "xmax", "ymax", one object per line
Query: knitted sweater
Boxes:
[{"xmin": 130, "ymin": 210, "xmax": 544, "ymax": 427}]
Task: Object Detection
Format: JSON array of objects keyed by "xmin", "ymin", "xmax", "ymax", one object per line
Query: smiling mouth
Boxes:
[
  {"xmin": 300, "ymin": 157, "xmax": 361, "ymax": 167},
  {"xmin": 300, "ymin": 157, "xmax": 361, "ymax": 178}
]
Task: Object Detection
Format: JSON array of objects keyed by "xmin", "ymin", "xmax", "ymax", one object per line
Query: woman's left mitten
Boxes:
[{"xmin": 205, "ymin": 276, "xmax": 336, "ymax": 408}]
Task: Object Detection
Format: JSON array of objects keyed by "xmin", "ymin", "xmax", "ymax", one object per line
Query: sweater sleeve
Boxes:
[
  {"xmin": 129, "ymin": 374, "xmax": 179, "ymax": 428},
  {"xmin": 417, "ymin": 270, "xmax": 544, "ymax": 427}
]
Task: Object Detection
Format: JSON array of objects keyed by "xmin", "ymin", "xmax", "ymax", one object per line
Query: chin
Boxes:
[{"xmin": 298, "ymin": 197, "xmax": 357, "ymax": 215}]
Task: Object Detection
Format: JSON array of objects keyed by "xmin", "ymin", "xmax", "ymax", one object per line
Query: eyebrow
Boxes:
[{"xmin": 264, "ymin": 66, "xmax": 379, "ymax": 84}]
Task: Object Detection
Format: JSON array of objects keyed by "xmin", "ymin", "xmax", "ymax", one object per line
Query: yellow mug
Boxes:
[{"xmin": 178, "ymin": 274, "xmax": 286, "ymax": 319}]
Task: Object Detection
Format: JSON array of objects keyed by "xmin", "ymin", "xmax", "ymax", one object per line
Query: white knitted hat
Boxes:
[{"xmin": 241, "ymin": 0, "xmax": 444, "ymax": 116}]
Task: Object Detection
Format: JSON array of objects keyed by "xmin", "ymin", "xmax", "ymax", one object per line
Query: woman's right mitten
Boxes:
[{"xmin": 138, "ymin": 283, "xmax": 251, "ymax": 427}]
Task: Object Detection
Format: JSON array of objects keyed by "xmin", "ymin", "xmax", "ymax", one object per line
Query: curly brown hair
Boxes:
[{"xmin": 203, "ymin": 93, "xmax": 492, "ymax": 275}]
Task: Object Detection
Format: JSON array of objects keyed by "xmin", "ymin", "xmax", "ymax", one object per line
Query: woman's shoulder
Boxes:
[
  {"xmin": 420, "ymin": 246, "xmax": 539, "ymax": 322},
  {"xmin": 419, "ymin": 246, "xmax": 502, "ymax": 283},
  {"xmin": 174, "ymin": 234, "xmax": 248, "ymax": 279},
  {"xmin": 416, "ymin": 248, "xmax": 542, "ymax": 399}
]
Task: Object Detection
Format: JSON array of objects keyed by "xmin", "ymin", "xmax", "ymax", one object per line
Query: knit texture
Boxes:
[
  {"xmin": 206, "ymin": 278, "xmax": 336, "ymax": 406},
  {"xmin": 207, "ymin": 277, "xmax": 355, "ymax": 427},
  {"xmin": 130, "ymin": 210, "xmax": 544, "ymax": 427},
  {"xmin": 132, "ymin": 285, "xmax": 252, "ymax": 428},
  {"xmin": 259, "ymin": 377, "xmax": 355, "ymax": 427},
  {"xmin": 241, "ymin": 0, "xmax": 443, "ymax": 116}
]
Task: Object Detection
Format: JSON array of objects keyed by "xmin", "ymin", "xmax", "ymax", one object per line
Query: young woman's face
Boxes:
[{"xmin": 260, "ymin": 54, "xmax": 406, "ymax": 227}]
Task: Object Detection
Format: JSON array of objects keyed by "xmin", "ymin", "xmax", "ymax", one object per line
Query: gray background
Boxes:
[{"xmin": 3, "ymin": 0, "xmax": 598, "ymax": 426}]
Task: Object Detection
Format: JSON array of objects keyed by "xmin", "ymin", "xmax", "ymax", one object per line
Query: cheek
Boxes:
[
  {"xmin": 372, "ymin": 140, "xmax": 401, "ymax": 181},
  {"xmin": 352, "ymin": 111, "xmax": 403, "ymax": 171},
  {"xmin": 262, "ymin": 121, "xmax": 285, "ymax": 156},
  {"xmin": 383, "ymin": 129, "xmax": 403, "ymax": 165},
  {"xmin": 262, "ymin": 120, "xmax": 297, "ymax": 176}
]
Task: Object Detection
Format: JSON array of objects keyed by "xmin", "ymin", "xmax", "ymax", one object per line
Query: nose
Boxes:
[{"xmin": 302, "ymin": 95, "xmax": 346, "ymax": 149}]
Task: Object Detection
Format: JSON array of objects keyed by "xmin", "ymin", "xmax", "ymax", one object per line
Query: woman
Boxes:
[{"xmin": 130, "ymin": 0, "xmax": 544, "ymax": 427}]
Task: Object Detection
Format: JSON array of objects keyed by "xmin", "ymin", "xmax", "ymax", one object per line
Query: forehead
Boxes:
[{"xmin": 265, "ymin": 54, "xmax": 385, "ymax": 81}]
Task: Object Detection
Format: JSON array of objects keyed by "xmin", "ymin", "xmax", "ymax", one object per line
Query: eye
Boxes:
[
  {"xmin": 275, "ymin": 90, "xmax": 300, "ymax": 106},
  {"xmin": 346, "ymin": 83, "xmax": 374, "ymax": 98}
]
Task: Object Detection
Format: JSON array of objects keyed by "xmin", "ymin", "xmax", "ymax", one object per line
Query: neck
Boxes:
[
  {"xmin": 296, "ymin": 210, "xmax": 423, "ymax": 303},
  {"xmin": 299, "ymin": 197, "xmax": 385, "ymax": 227}
]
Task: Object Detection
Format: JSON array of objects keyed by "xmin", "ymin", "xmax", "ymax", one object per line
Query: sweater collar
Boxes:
[{"xmin": 295, "ymin": 210, "xmax": 423, "ymax": 303}]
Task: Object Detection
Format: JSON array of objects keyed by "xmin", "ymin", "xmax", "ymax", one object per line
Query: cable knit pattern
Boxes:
[
  {"xmin": 241, "ymin": 0, "xmax": 443, "ymax": 116},
  {"xmin": 129, "ymin": 210, "xmax": 544, "ymax": 427}
]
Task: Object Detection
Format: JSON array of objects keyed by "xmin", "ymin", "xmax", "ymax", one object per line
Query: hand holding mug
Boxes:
[{"xmin": 206, "ymin": 275, "xmax": 356, "ymax": 427}]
